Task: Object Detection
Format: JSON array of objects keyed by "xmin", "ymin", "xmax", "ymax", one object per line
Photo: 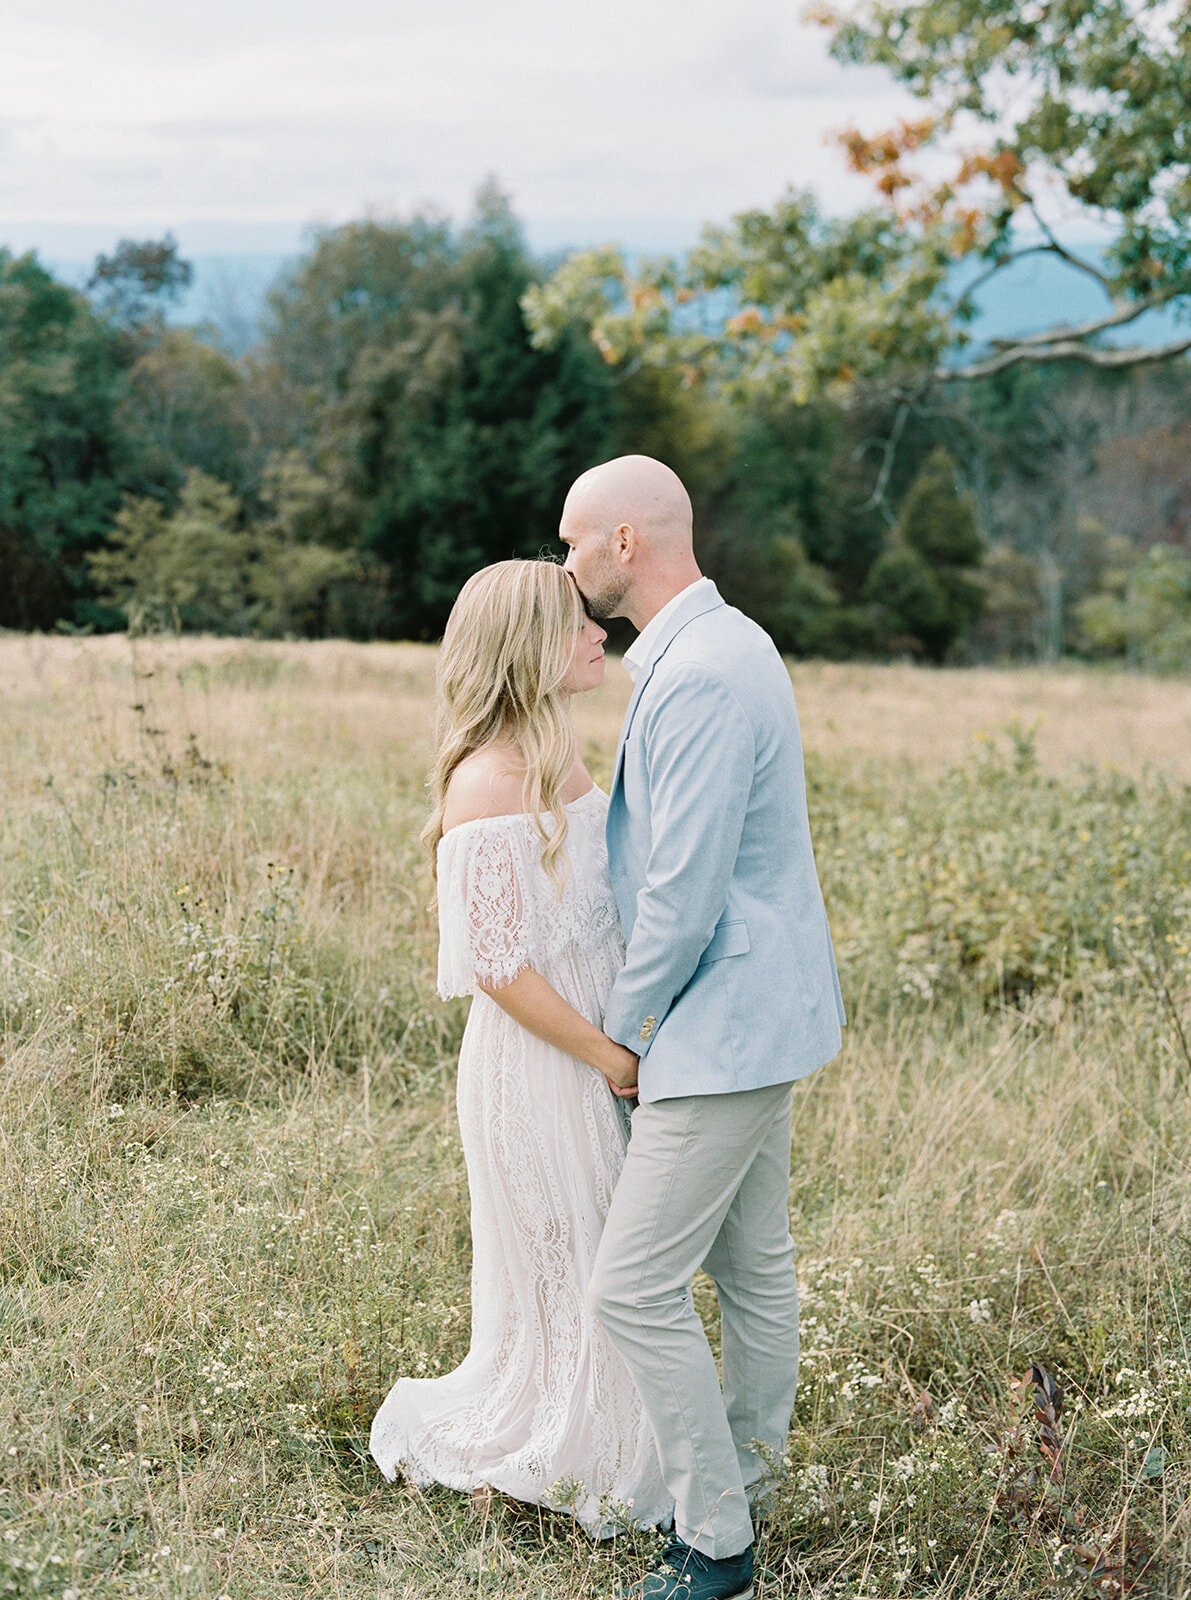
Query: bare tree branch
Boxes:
[
  {"xmin": 857, "ymin": 401, "xmax": 911, "ymax": 527},
  {"xmin": 943, "ymin": 332, "xmax": 1191, "ymax": 382},
  {"xmin": 949, "ymin": 243, "xmax": 1079, "ymax": 319},
  {"xmin": 987, "ymin": 291, "xmax": 1178, "ymax": 350},
  {"xmin": 852, "ymin": 378, "xmax": 933, "ymax": 525},
  {"xmin": 945, "ymin": 220, "xmax": 1176, "ymax": 350},
  {"xmin": 1023, "ymin": 204, "xmax": 1113, "ymax": 291}
]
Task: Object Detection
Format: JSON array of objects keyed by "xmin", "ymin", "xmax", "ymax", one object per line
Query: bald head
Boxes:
[
  {"xmin": 559, "ymin": 455, "xmax": 701, "ymax": 629},
  {"xmin": 563, "ymin": 455, "xmax": 694, "ymax": 555}
]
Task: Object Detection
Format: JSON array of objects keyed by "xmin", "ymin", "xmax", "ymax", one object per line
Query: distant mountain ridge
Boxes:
[{"xmin": 35, "ymin": 233, "xmax": 1189, "ymax": 360}]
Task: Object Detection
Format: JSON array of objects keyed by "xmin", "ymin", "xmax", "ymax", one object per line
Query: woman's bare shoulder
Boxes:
[{"xmin": 441, "ymin": 748, "xmax": 529, "ymax": 833}]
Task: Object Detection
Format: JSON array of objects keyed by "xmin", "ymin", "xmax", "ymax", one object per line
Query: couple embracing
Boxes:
[{"xmin": 370, "ymin": 455, "xmax": 845, "ymax": 1600}]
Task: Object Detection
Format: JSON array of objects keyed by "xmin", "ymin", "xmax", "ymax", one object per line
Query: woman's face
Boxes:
[{"xmin": 561, "ymin": 612, "xmax": 607, "ymax": 696}]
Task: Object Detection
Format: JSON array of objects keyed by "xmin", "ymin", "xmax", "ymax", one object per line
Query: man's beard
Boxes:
[{"xmin": 577, "ymin": 566, "xmax": 630, "ymax": 622}]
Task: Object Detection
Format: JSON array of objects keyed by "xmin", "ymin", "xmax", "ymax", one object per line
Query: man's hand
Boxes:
[
  {"xmin": 603, "ymin": 1041, "xmax": 640, "ymax": 1099},
  {"xmin": 606, "ymin": 1076, "xmax": 640, "ymax": 1099}
]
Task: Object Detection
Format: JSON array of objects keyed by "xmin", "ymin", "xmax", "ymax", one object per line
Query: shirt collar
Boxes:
[{"xmin": 621, "ymin": 576, "xmax": 716, "ymax": 682}]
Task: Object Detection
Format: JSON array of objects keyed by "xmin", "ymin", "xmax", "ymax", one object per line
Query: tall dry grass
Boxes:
[{"xmin": 2, "ymin": 633, "xmax": 1190, "ymax": 1599}]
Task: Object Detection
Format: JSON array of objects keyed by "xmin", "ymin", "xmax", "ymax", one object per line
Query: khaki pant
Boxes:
[{"xmin": 590, "ymin": 1082, "xmax": 798, "ymax": 1560}]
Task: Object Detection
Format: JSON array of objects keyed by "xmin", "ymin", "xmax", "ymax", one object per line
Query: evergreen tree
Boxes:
[
  {"xmin": 865, "ymin": 446, "xmax": 984, "ymax": 661},
  {"xmin": 0, "ymin": 251, "xmax": 132, "ymax": 629},
  {"xmin": 261, "ymin": 183, "xmax": 622, "ymax": 637}
]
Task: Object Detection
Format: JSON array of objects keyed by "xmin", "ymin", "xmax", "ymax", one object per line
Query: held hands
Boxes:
[
  {"xmin": 480, "ymin": 965, "xmax": 640, "ymax": 1096},
  {"xmin": 601, "ymin": 1040, "xmax": 640, "ymax": 1100}
]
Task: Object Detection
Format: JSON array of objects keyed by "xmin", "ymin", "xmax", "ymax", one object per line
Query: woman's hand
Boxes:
[
  {"xmin": 477, "ymin": 966, "xmax": 640, "ymax": 1096},
  {"xmin": 601, "ymin": 1041, "xmax": 640, "ymax": 1098}
]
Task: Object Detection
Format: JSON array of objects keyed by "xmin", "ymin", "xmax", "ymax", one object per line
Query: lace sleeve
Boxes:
[{"xmin": 435, "ymin": 822, "xmax": 535, "ymax": 999}]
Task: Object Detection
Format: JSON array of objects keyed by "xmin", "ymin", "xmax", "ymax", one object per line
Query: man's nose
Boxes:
[{"xmin": 562, "ymin": 549, "xmax": 576, "ymax": 575}]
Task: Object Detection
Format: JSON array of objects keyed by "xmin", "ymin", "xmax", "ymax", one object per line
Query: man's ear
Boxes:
[{"xmin": 614, "ymin": 521, "xmax": 636, "ymax": 564}]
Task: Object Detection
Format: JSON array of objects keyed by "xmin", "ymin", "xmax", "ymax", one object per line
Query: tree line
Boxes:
[{"xmin": 2, "ymin": 196, "xmax": 1188, "ymax": 666}]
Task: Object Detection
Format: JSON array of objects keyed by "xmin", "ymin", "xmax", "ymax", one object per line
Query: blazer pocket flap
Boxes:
[{"xmin": 697, "ymin": 919, "xmax": 750, "ymax": 967}]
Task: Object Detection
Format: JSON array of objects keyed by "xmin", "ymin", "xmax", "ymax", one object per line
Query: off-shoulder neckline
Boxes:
[{"xmin": 438, "ymin": 785, "xmax": 604, "ymax": 845}]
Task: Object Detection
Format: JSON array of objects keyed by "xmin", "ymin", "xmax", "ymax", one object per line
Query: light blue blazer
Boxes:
[{"xmin": 602, "ymin": 582, "xmax": 845, "ymax": 1103}]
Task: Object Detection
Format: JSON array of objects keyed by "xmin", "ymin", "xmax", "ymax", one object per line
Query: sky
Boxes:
[{"xmin": 1, "ymin": 0, "xmax": 915, "ymax": 262}]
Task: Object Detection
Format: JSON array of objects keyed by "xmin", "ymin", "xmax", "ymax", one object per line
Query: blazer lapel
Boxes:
[{"xmin": 610, "ymin": 582, "xmax": 726, "ymax": 795}]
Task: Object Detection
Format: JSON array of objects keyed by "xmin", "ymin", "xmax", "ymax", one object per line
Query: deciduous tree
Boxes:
[
  {"xmin": 528, "ymin": 3, "xmax": 1191, "ymax": 403},
  {"xmin": 523, "ymin": 190, "xmax": 954, "ymax": 403},
  {"xmin": 1076, "ymin": 541, "xmax": 1191, "ymax": 671},
  {"xmin": 87, "ymin": 234, "xmax": 192, "ymax": 334},
  {"xmin": 119, "ymin": 329, "xmax": 251, "ymax": 494},
  {"xmin": 814, "ymin": 0, "xmax": 1191, "ymax": 377},
  {"xmin": 89, "ymin": 471, "xmax": 255, "ymax": 634}
]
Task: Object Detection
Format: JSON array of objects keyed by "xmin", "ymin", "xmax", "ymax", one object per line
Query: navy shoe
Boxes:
[{"xmin": 619, "ymin": 1535, "xmax": 754, "ymax": 1600}]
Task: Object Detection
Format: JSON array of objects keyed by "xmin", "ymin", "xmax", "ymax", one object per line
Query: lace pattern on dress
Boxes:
[{"xmin": 435, "ymin": 794, "xmax": 620, "ymax": 999}]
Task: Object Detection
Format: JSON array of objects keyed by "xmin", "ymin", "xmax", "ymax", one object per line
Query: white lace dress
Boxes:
[{"xmin": 369, "ymin": 786, "xmax": 671, "ymax": 1534}]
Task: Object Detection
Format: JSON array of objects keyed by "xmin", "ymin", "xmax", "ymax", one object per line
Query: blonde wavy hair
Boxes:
[{"xmin": 421, "ymin": 560, "xmax": 586, "ymax": 889}]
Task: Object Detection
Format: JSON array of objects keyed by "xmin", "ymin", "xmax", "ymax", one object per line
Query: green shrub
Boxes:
[{"xmin": 816, "ymin": 726, "xmax": 1191, "ymax": 1008}]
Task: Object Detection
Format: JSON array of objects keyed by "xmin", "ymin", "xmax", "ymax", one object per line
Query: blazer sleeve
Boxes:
[{"xmin": 602, "ymin": 661, "xmax": 754, "ymax": 1056}]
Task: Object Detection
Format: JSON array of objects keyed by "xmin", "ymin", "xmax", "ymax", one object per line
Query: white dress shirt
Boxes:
[{"xmin": 621, "ymin": 577, "xmax": 716, "ymax": 682}]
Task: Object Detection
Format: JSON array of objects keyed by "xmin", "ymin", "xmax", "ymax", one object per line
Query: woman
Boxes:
[{"xmin": 369, "ymin": 560, "xmax": 671, "ymax": 1535}]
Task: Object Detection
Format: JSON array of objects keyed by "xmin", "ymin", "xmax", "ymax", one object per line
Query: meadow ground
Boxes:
[{"xmin": 2, "ymin": 633, "xmax": 1190, "ymax": 1600}]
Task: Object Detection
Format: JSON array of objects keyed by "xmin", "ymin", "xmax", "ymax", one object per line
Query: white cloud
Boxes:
[{"xmin": 1, "ymin": 0, "xmax": 916, "ymax": 246}]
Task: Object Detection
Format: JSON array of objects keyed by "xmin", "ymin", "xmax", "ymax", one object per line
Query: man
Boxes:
[{"xmin": 560, "ymin": 455, "xmax": 845, "ymax": 1600}]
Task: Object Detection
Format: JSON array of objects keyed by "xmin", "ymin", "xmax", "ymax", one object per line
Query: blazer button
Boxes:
[{"xmin": 639, "ymin": 1016, "xmax": 656, "ymax": 1041}]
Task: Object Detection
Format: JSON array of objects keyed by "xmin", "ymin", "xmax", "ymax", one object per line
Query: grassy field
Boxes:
[{"xmin": 2, "ymin": 633, "xmax": 1190, "ymax": 1600}]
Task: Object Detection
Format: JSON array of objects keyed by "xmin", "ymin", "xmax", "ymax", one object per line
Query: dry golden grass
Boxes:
[
  {"xmin": 2, "ymin": 633, "xmax": 1190, "ymax": 1600},
  {"xmin": 789, "ymin": 659, "xmax": 1191, "ymax": 781},
  {"xmin": 0, "ymin": 634, "xmax": 439, "ymax": 783},
  {"xmin": 5, "ymin": 632, "xmax": 1190, "ymax": 785},
  {"xmin": 578, "ymin": 656, "xmax": 1191, "ymax": 783}
]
